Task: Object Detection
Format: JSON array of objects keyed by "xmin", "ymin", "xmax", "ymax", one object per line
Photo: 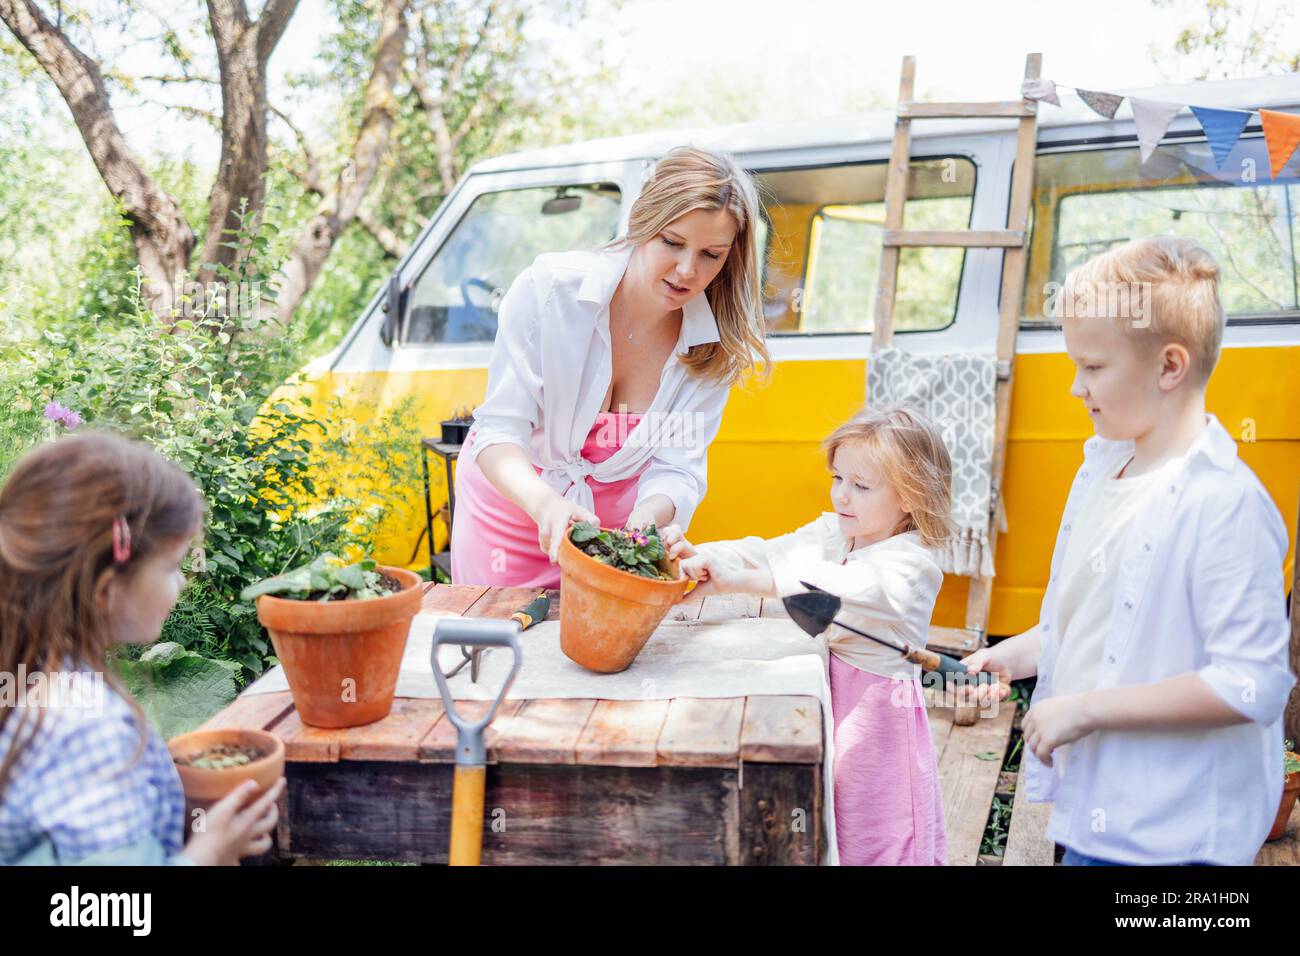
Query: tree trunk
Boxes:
[
  {"xmin": 273, "ymin": 0, "xmax": 409, "ymax": 326},
  {"xmin": 0, "ymin": 0, "xmax": 194, "ymax": 317}
]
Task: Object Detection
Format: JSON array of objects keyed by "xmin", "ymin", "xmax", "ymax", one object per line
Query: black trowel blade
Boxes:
[{"xmin": 782, "ymin": 590, "xmax": 844, "ymax": 639}]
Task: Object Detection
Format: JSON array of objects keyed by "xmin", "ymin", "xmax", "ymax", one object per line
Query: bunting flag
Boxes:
[
  {"xmin": 1021, "ymin": 78, "xmax": 1060, "ymax": 106},
  {"xmin": 1077, "ymin": 88, "xmax": 1124, "ymax": 119},
  {"xmin": 1130, "ymin": 98, "xmax": 1184, "ymax": 163},
  {"xmin": 1189, "ymin": 106, "xmax": 1253, "ymax": 167},
  {"xmin": 1260, "ymin": 109, "xmax": 1300, "ymax": 178}
]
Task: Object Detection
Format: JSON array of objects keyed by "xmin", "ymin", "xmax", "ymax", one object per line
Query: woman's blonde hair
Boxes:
[
  {"xmin": 822, "ymin": 405, "xmax": 954, "ymax": 549},
  {"xmin": 620, "ymin": 146, "xmax": 770, "ymax": 387}
]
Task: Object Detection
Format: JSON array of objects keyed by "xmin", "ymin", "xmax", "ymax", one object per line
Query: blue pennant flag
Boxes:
[{"xmin": 1190, "ymin": 106, "xmax": 1253, "ymax": 168}]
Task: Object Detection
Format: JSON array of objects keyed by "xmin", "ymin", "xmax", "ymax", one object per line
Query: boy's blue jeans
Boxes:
[{"xmin": 1061, "ymin": 847, "xmax": 1213, "ymax": 866}]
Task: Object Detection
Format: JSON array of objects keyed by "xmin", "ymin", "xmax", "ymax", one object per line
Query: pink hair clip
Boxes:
[{"xmin": 112, "ymin": 516, "xmax": 132, "ymax": 564}]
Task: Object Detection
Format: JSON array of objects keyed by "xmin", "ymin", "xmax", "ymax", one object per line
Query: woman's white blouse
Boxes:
[{"xmin": 465, "ymin": 243, "xmax": 732, "ymax": 531}]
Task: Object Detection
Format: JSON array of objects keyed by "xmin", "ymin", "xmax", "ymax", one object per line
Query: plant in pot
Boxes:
[
  {"xmin": 167, "ymin": 728, "xmax": 285, "ymax": 817},
  {"xmin": 558, "ymin": 522, "xmax": 690, "ymax": 673},
  {"xmin": 440, "ymin": 405, "xmax": 476, "ymax": 445},
  {"xmin": 240, "ymin": 553, "xmax": 422, "ymax": 728},
  {"xmin": 1267, "ymin": 739, "xmax": 1300, "ymax": 842}
]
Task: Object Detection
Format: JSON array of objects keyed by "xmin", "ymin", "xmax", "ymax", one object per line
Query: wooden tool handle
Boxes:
[{"xmin": 448, "ymin": 764, "xmax": 486, "ymax": 866}]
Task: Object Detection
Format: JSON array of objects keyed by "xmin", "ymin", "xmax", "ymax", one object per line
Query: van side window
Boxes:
[
  {"xmin": 403, "ymin": 183, "xmax": 622, "ymax": 344},
  {"xmin": 1024, "ymin": 138, "xmax": 1300, "ymax": 325},
  {"xmin": 754, "ymin": 157, "xmax": 975, "ymax": 335}
]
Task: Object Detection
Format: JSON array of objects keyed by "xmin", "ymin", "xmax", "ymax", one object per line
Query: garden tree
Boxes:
[
  {"xmin": 1150, "ymin": 0, "xmax": 1300, "ymax": 80},
  {"xmin": 0, "ymin": 0, "xmax": 408, "ymax": 324}
]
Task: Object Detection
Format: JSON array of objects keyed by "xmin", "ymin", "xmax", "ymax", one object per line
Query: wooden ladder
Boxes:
[{"xmin": 873, "ymin": 54, "xmax": 1042, "ymax": 714}]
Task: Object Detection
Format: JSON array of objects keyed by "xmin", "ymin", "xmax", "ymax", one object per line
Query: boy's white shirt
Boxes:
[
  {"xmin": 697, "ymin": 514, "xmax": 944, "ymax": 679},
  {"xmin": 465, "ymin": 244, "xmax": 731, "ymax": 531},
  {"xmin": 1026, "ymin": 414, "xmax": 1296, "ymax": 865}
]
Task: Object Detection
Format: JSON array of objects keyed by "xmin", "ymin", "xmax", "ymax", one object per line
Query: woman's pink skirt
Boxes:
[
  {"xmin": 450, "ymin": 412, "xmax": 645, "ymax": 588},
  {"xmin": 829, "ymin": 652, "xmax": 949, "ymax": 865}
]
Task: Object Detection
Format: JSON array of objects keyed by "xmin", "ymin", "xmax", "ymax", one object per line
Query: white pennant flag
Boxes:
[
  {"xmin": 1021, "ymin": 78, "xmax": 1060, "ymax": 106},
  {"xmin": 1130, "ymin": 98, "xmax": 1184, "ymax": 163}
]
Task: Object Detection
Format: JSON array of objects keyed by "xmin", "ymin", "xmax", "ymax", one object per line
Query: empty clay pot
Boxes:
[
  {"xmin": 168, "ymin": 727, "xmax": 285, "ymax": 815},
  {"xmin": 254, "ymin": 566, "xmax": 422, "ymax": 728},
  {"xmin": 558, "ymin": 530, "xmax": 689, "ymax": 673}
]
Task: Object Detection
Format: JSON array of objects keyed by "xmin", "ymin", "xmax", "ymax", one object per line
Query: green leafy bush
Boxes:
[{"xmin": 114, "ymin": 642, "xmax": 242, "ymax": 740}]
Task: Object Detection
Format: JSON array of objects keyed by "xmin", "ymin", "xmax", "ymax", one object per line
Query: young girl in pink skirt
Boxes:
[{"xmin": 665, "ymin": 405, "xmax": 954, "ymax": 865}]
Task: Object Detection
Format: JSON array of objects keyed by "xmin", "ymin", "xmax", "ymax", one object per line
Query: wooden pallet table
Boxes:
[{"xmin": 204, "ymin": 584, "xmax": 825, "ymax": 865}]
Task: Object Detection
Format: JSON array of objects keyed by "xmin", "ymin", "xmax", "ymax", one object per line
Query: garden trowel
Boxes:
[{"xmin": 782, "ymin": 582, "xmax": 997, "ymax": 690}]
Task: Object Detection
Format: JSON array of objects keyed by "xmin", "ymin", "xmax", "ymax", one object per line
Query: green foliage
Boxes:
[
  {"xmin": 240, "ymin": 553, "xmax": 388, "ymax": 602},
  {"xmin": 113, "ymin": 642, "xmax": 243, "ymax": 740},
  {"xmin": 569, "ymin": 522, "xmax": 673, "ymax": 580},
  {"xmin": 0, "ymin": 209, "xmax": 421, "ymax": 696},
  {"xmin": 1285, "ymin": 741, "xmax": 1300, "ymax": 776}
]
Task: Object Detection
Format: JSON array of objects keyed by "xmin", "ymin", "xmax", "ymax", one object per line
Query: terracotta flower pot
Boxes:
[
  {"xmin": 558, "ymin": 530, "xmax": 690, "ymax": 673},
  {"xmin": 1266, "ymin": 765, "xmax": 1300, "ymax": 842},
  {"xmin": 254, "ymin": 566, "xmax": 422, "ymax": 728},
  {"xmin": 168, "ymin": 727, "xmax": 285, "ymax": 815}
]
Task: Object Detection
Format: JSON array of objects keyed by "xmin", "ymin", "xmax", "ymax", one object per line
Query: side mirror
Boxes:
[{"xmin": 380, "ymin": 273, "xmax": 407, "ymax": 346}]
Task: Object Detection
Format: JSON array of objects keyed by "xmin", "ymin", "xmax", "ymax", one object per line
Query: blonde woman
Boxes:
[
  {"xmin": 664, "ymin": 406, "xmax": 955, "ymax": 865},
  {"xmin": 451, "ymin": 146, "xmax": 769, "ymax": 587}
]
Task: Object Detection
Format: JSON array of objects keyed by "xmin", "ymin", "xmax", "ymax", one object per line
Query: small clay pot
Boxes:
[
  {"xmin": 254, "ymin": 566, "xmax": 422, "ymax": 728},
  {"xmin": 1266, "ymin": 763, "xmax": 1300, "ymax": 842},
  {"xmin": 168, "ymin": 727, "xmax": 285, "ymax": 816},
  {"xmin": 558, "ymin": 530, "xmax": 689, "ymax": 673}
]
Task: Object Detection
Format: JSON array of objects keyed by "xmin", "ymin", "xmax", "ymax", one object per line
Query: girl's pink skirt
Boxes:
[
  {"xmin": 450, "ymin": 412, "xmax": 645, "ymax": 588},
  {"xmin": 829, "ymin": 652, "xmax": 949, "ymax": 865}
]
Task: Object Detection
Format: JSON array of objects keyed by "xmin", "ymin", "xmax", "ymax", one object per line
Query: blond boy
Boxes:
[{"xmin": 965, "ymin": 236, "xmax": 1295, "ymax": 865}]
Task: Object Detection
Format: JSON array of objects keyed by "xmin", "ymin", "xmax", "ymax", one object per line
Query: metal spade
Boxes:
[{"xmin": 782, "ymin": 584, "xmax": 996, "ymax": 689}]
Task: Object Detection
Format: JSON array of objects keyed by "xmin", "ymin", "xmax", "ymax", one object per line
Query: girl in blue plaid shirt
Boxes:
[{"xmin": 0, "ymin": 431, "xmax": 282, "ymax": 865}]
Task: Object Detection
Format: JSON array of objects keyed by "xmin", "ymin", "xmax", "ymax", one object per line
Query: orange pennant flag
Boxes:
[{"xmin": 1260, "ymin": 110, "xmax": 1300, "ymax": 178}]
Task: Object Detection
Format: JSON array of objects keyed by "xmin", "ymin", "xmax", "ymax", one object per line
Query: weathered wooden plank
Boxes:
[
  {"xmin": 882, "ymin": 229, "xmax": 1025, "ymax": 248},
  {"xmin": 273, "ymin": 709, "xmax": 346, "ymax": 763},
  {"xmin": 740, "ymin": 762, "xmax": 821, "ymax": 865},
  {"xmin": 575, "ymin": 699, "xmax": 671, "ymax": 767},
  {"xmin": 937, "ymin": 702, "xmax": 1015, "ymax": 866},
  {"xmin": 657, "ymin": 697, "xmax": 745, "ymax": 768},
  {"xmin": 338, "ymin": 698, "xmax": 446, "ymax": 762},
  {"xmin": 492, "ymin": 698, "xmax": 598, "ymax": 764},
  {"xmin": 464, "ymin": 585, "xmax": 547, "ymax": 622},
  {"xmin": 739, "ymin": 696, "xmax": 822, "ymax": 764},
  {"xmin": 927, "ymin": 706, "xmax": 956, "ymax": 763},
  {"xmin": 698, "ymin": 593, "xmax": 761, "ymax": 621},
  {"xmin": 420, "ymin": 583, "xmax": 489, "ymax": 616},
  {"xmin": 758, "ymin": 596, "xmax": 789, "ymax": 619},
  {"xmin": 282, "ymin": 762, "xmax": 750, "ymax": 865},
  {"xmin": 1002, "ymin": 761, "xmax": 1055, "ymax": 867},
  {"xmin": 200, "ymin": 690, "xmax": 294, "ymax": 732},
  {"xmin": 417, "ymin": 698, "xmax": 524, "ymax": 763},
  {"xmin": 899, "ymin": 100, "xmax": 1035, "ymax": 118}
]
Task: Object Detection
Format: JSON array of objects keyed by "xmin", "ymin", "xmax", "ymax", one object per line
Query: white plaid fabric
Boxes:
[{"xmin": 0, "ymin": 665, "xmax": 185, "ymax": 864}]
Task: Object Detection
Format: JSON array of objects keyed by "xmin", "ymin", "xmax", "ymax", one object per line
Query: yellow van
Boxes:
[{"xmin": 302, "ymin": 74, "xmax": 1300, "ymax": 637}]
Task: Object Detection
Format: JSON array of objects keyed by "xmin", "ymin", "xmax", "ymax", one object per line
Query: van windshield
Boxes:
[{"xmin": 404, "ymin": 183, "xmax": 622, "ymax": 345}]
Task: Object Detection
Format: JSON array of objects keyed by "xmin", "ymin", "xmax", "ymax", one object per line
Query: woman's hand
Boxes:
[
  {"xmin": 532, "ymin": 494, "xmax": 600, "ymax": 564},
  {"xmin": 182, "ymin": 777, "xmax": 285, "ymax": 866},
  {"xmin": 660, "ymin": 524, "xmax": 697, "ymax": 562}
]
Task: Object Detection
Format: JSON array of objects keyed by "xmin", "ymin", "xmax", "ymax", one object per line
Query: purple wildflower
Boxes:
[{"xmin": 43, "ymin": 401, "xmax": 83, "ymax": 429}]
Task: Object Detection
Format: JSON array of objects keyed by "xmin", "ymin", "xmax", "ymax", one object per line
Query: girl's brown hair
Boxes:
[
  {"xmin": 619, "ymin": 145, "xmax": 771, "ymax": 387},
  {"xmin": 0, "ymin": 431, "xmax": 204, "ymax": 796},
  {"xmin": 822, "ymin": 405, "xmax": 954, "ymax": 549}
]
